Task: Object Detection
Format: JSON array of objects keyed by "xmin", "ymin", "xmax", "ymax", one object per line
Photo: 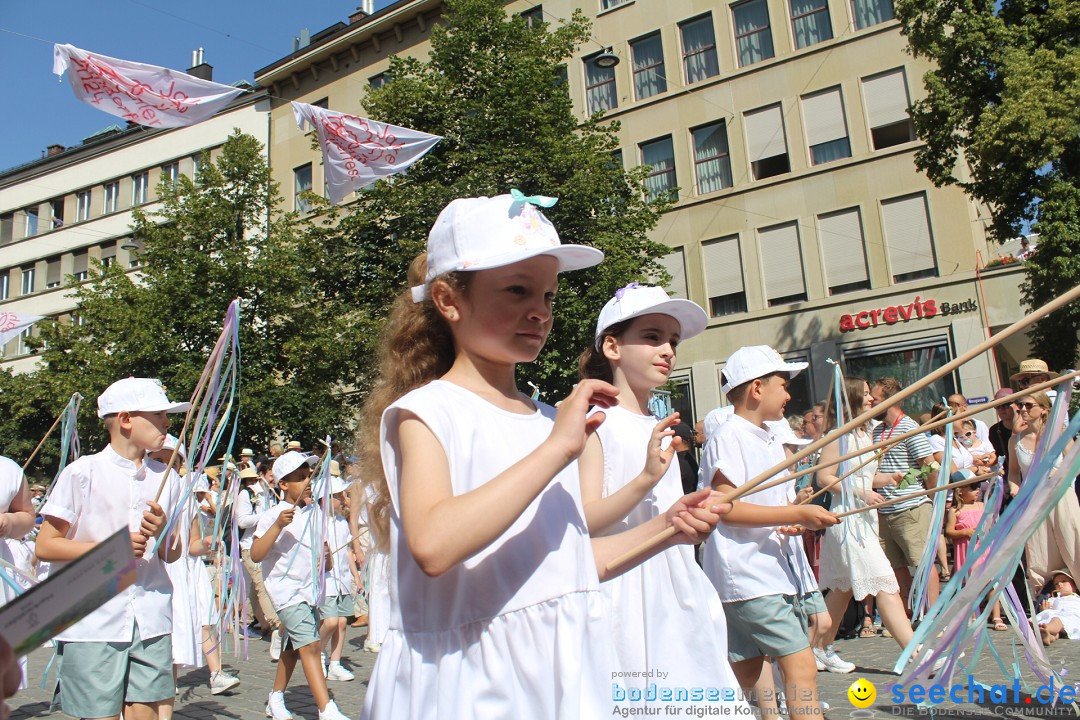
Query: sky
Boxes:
[{"xmin": 0, "ymin": 1, "xmax": 393, "ymax": 173}]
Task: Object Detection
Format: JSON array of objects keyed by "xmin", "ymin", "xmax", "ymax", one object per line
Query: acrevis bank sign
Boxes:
[{"xmin": 839, "ymin": 296, "xmax": 979, "ymax": 332}]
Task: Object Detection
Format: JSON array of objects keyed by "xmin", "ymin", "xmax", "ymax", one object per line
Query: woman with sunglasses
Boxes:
[{"xmin": 1007, "ymin": 391, "xmax": 1080, "ymax": 598}]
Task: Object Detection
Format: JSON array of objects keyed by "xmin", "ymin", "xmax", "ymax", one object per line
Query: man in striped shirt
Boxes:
[{"xmin": 871, "ymin": 377, "xmax": 942, "ymax": 611}]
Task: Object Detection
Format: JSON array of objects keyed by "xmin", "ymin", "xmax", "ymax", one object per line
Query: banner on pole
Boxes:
[
  {"xmin": 0, "ymin": 313, "xmax": 44, "ymax": 348},
  {"xmin": 292, "ymin": 101, "xmax": 442, "ymax": 205}
]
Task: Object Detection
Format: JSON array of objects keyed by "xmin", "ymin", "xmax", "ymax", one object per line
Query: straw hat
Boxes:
[
  {"xmin": 286, "ymin": 440, "xmax": 302, "ymax": 451},
  {"xmin": 1010, "ymin": 359, "xmax": 1059, "ymax": 383}
]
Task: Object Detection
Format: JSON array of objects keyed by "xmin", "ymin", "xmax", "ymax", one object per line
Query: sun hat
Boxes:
[
  {"xmin": 720, "ymin": 346, "xmax": 808, "ymax": 395},
  {"xmin": 97, "ymin": 377, "xmax": 190, "ymax": 419},
  {"xmin": 1009, "ymin": 359, "xmax": 1059, "ymax": 383},
  {"xmin": 331, "ymin": 475, "xmax": 351, "ymax": 495},
  {"xmin": 767, "ymin": 420, "xmax": 812, "ymax": 447},
  {"xmin": 286, "ymin": 440, "xmax": 302, "ymax": 451},
  {"xmin": 410, "ymin": 191, "xmax": 604, "ymax": 302},
  {"xmin": 239, "ymin": 466, "xmax": 258, "ymax": 480},
  {"xmin": 272, "ymin": 450, "xmax": 318, "ymax": 482},
  {"xmin": 329, "ymin": 459, "xmax": 342, "ymax": 477},
  {"xmin": 594, "ymin": 283, "xmax": 708, "ymax": 350},
  {"xmin": 161, "ymin": 433, "xmax": 187, "ymax": 459},
  {"xmin": 240, "ymin": 448, "xmax": 255, "ymax": 457}
]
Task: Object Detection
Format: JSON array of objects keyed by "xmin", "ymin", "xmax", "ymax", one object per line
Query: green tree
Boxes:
[
  {"xmin": 895, "ymin": 0, "xmax": 1080, "ymax": 369},
  {"xmin": 309, "ymin": 0, "xmax": 671, "ymax": 400},
  {"xmin": 5, "ymin": 131, "xmax": 365, "ymax": 476}
]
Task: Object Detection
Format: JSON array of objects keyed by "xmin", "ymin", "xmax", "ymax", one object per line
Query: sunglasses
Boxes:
[
  {"xmin": 961, "ymin": 431, "xmax": 975, "ymax": 438},
  {"xmin": 1014, "ymin": 401, "xmax": 1038, "ymax": 411}
]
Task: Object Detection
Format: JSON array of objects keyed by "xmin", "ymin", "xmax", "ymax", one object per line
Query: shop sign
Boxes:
[{"xmin": 839, "ymin": 297, "xmax": 978, "ymax": 332}]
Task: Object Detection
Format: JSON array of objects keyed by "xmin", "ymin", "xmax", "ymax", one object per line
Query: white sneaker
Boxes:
[
  {"xmin": 270, "ymin": 629, "xmax": 282, "ymax": 662},
  {"xmin": 363, "ymin": 641, "xmax": 381, "ymax": 653},
  {"xmin": 814, "ymin": 650, "xmax": 826, "ymax": 671},
  {"xmin": 265, "ymin": 690, "xmax": 294, "ymax": 720},
  {"xmin": 327, "ymin": 661, "xmax": 355, "ymax": 681},
  {"xmin": 320, "ymin": 652, "xmax": 328, "ymax": 677},
  {"xmin": 209, "ymin": 670, "xmax": 240, "ymax": 695},
  {"xmin": 814, "ymin": 645, "xmax": 856, "ymax": 674},
  {"xmin": 319, "ymin": 699, "xmax": 353, "ymax": 720}
]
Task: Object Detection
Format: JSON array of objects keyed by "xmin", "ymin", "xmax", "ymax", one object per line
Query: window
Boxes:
[
  {"xmin": 24, "ymin": 208, "xmax": 38, "ymax": 237},
  {"xmin": 163, "ymin": 162, "xmax": 180, "ymax": 184},
  {"xmin": 745, "ymin": 104, "xmax": 790, "ymax": 180},
  {"xmin": 73, "ymin": 313, "xmax": 87, "ymax": 327},
  {"xmin": 657, "ymin": 248, "xmax": 688, "ymax": 299},
  {"xmin": 584, "ymin": 54, "xmax": 617, "ymax": 114},
  {"xmin": 100, "ymin": 242, "xmax": 117, "ymax": 269},
  {"xmin": 692, "ymin": 121, "xmax": 733, "ymax": 194},
  {"xmin": 758, "ymin": 222, "xmax": 807, "ymax": 306},
  {"xmin": 631, "ymin": 33, "xmax": 667, "ymax": 100},
  {"xmin": 702, "ymin": 236, "xmax": 747, "ymax": 316},
  {"xmin": 132, "ymin": 172, "xmax": 149, "ymax": 205},
  {"xmin": 852, "ymin": 0, "xmax": 894, "ymax": 30},
  {"xmin": 609, "ymin": 149, "xmax": 624, "ymax": 169},
  {"xmin": 802, "ymin": 86, "xmax": 851, "ymax": 164},
  {"xmin": 46, "ymin": 256, "xmax": 62, "ymax": 289},
  {"xmin": 18, "ymin": 328, "xmax": 31, "ymax": 356},
  {"xmin": 0, "ymin": 214, "xmax": 12, "ymax": 243},
  {"xmin": 732, "ymin": 0, "xmax": 774, "ymax": 67},
  {"xmin": 21, "ymin": 267, "xmax": 35, "ymax": 295},
  {"xmin": 640, "ymin": 137, "xmax": 677, "ymax": 202},
  {"xmin": 844, "ymin": 339, "xmax": 954, "ymax": 416},
  {"xmin": 294, "ymin": 164, "xmax": 313, "ymax": 214},
  {"xmin": 0, "ymin": 273, "xmax": 8, "ymax": 300},
  {"xmin": 790, "ymin": 0, "xmax": 832, "ymax": 49},
  {"xmin": 191, "ymin": 154, "xmax": 202, "ymax": 182},
  {"xmin": 521, "ymin": 5, "xmax": 544, "ymax": 28},
  {"xmin": 77, "ymin": 190, "xmax": 91, "ymax": 221},
  {"xmin": 73, "ymin": 250, "xmax": 89, "ymax": 282},
  {"xmin": 601, "ymin": 0, "xmax": 629, "ymax": 8},
  {"xmin": 103, "ymin": 181, "xmax": 119, "ymax": 214},
  {"xmin": 881, "ymin": 193, "xmax": 937, "ymax": 283},
  {"xmin": 51, "ymin": 198, "xmax": 64, "ymax": 228},
  {"xmin": 680, "ymin": 15, "xmax": 719, "ymax": 84},
  {"xmin": 818, "ymin": 208, "xmax": 870, "ymax": 294},
  {"xmin": 369, "ymin": 73, "xmax": 390, "ymax": 89},
  {"xmin": 863, "ymin": 68, "xmax": 914, "ymax": 150},
  {"xmin": 311, "ymin": 97, "xmax": 329, "ymax": 109}
]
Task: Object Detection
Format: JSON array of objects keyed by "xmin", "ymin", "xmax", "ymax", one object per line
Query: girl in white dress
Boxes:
[
  {"xmin": 576, "ymin": 284, "xmax": 747, "ymax": 712},
  {"xmin": 357, "ymin": 194, "xmax": 725, "ymax": 720},
  {"xmin": 815, "ymin": 377, "xmax": 914, "ymax": 650}
]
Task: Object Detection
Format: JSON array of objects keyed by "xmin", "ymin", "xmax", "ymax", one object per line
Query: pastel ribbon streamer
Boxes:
[{"xmin": 509, "ymin": 188, "xmax": 558, "ymax": 208}]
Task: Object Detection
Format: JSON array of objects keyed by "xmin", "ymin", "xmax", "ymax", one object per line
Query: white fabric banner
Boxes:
[
  {"xmin": 0, "ymin": 313, "xmax": 44, "ymax": 348},
  {"xmin": 53, "ymin": 44, "xmax": 245, "ymax": 129},
  {"xmin": 292, "ymin": 102, "xmax": 442, "ymax": 205}
]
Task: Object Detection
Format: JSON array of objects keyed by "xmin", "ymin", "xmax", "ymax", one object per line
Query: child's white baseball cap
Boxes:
[
  {"xmin": 594, "ymin": 283, "xmax": 707, "ymax": 350},
  {"xmin": 161, "ymin": 433, "xmax": 187, "ymax": 459},
  {"xmin": 97, "ymin": 377, "xmax": 190, "ymax": 418},
  {"xmin": 720, "ymin": 346, "xmax": 808, "ymax": 394},
  {"xmin": 411, "ymin": 191, "xmax": 603, "ymax": 302},
  {"xmin": 331, "ymin": 475, "xmax": 351, "ymax": 495},
  {"xmin": 272, "ymin": 450, "xmax": 317, "ymax": 482}
]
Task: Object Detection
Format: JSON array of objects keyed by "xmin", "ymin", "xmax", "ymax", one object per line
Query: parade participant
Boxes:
[
  {"xmin": 0, "ymin": 456, "xmax": 38, "ymax": 693},
  {"xmin": 319, "ymin": 463, "xmax": 360, "ymax": 682},
  {"xmin": 36, "ymin": 377, "xmax": 186, "ymax": 720},
  {"xmin": 576, "ymin": 284, "xmax": 747, "ymax": 712},
  {"xmin": 699, "ymin": 345, "xmax": 839, "ymax": 718},
  {"xmin": 237, "ymin": 465, "xmax": 280, "ymax": 641},
  {"xmin": 357, "ymin": 193, "xmax": 725, "ymax": 720},
  {"xmin": 945, "ymin": 482, "xmax": 1005, "ymax": 631},
  {"xmin": 870, "ymin": 377, "xmax": 940, "ymax": 611},
  {"xmin": 1036, "ymin": 571, "xmax": 1080, "ymax": 646},
  {"xmin": 252, "ymin": 450, "xmax": 349, "ymax": 720}
]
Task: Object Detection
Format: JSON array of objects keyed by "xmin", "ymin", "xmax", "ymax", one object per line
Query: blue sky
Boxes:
[{"xmin": 0, "ymin": 1, "xmax": 392, "ymax": 173}]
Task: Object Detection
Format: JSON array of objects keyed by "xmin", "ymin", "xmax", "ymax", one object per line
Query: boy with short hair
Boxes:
[
  {"xmin": 252, "ymin": 451, "xmax": 351, "ymax": 720},
  {"xmin": 319, "ymin": 463, "xmax": 360, "ymax": 682},
  {"xmin": 699, "ymin": 346, "xmax": 839, "ymax": 718},
  {"xmin": 36, "ymin": 377, "xmax": 188, "ymax": 720}
]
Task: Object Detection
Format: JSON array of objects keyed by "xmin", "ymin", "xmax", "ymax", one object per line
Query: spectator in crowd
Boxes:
[
  {"xmin": 988, "ymin": 389, "xmax": 1015, "ymax": 473},
  {"xmin": 802, "ymin": 404, "xmax": 825, "ymax": 442},
  {"xmin": 1018, "ymin": 237, "xmax": 1037, "ymax": 260},
  {"xmin": 947, "ymin": 394, "xmax": 990, "ymax": 444},
  {"xmin": 671, "ymin": 423, "xmax": 700, "ymax": 496}
]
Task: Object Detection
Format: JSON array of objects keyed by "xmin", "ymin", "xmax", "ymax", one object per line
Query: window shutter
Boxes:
[
  {"xmin": 863, "ymin": 68, "xmax": 910, "ymax": 127},
  {"xmin": 758, "ymin": 223, "xmax": 805, "ymax": 299},
  {"xmin": 702, "ymin": 236, "xmax": 745, "ymax": 297},
  {"xmin": 881, "ymin": 193, "xmax": 936, "ymax": 276},
  {"xmin": 802, "ymin": 87, "xmax": 847, "ymax": 145},
  {"xmin": 818, "ymin": 208, "xmax": 868, "ymax": 286}
]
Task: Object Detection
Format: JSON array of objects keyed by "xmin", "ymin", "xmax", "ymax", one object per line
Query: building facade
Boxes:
[
  {"xmin": 251, "ymin": 0, "xmax": 1031, "ymax": 423},
  {"xmin": 0, "ymin": 85, "xmax": 269, "ymax": 374}
]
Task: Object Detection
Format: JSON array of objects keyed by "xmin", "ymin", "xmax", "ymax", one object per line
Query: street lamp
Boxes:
[{"xmin": 594, "ymin": 47, "xmax": 620, "ymax": 68}]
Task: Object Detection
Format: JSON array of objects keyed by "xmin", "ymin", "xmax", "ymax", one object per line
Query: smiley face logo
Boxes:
[{"xmin": 848, "ymin": 678, "xmax": 876, "ymax": 708}]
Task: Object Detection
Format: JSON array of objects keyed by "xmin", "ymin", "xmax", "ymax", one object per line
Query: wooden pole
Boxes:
[
  {"xmin": 21, "ymin": 397, "xmax": 75, "ymax": 471},
  {"xmin": 832, "ymin": 471, "xmax": 998, "ymax": 519},
  {"xmin": 605, "ymin": 282, "xmax": 1080, "ymax": 572}
]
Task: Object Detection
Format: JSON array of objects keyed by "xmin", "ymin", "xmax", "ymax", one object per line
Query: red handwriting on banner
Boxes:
[
  {"xmin": 0, "ymin": 314, "xmax": 19, "ymax": 332},
  {"xmin": 318, "ymin": 114, "xmax": 405, "ymax": 178},
  {"xmin": 71, "ymin": 55, "xmax": 198, "ymax": 127}
]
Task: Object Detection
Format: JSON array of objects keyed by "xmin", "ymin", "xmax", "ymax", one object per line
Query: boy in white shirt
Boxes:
[
  {"xmin": 319, "ymin": 464, "xmax": 361, "ymax": 681},
  {"xmin": 252, "ymin": 451, "xmax": 350, "ymax": 720},
  {"xmin": 699, "ymin": 347, "xmax": 838, "ymax": 718},
  {"xmin": 36, "ymin": 377, "xmax": 187, "ymax": 720},
  {"xmin": 236, "ymin": 465, "xmax": 281, "ymax": 644}
]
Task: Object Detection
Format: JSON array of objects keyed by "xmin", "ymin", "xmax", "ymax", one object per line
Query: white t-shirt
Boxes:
[
  {"xmin": 324, "ymin": 515, "xmax": 355, "ymax": 598},
  {"xmin": 0, "ymin": 457, "xmax": 25, "ymax": 607},
  {"xmin": 235, "ymin": 485, "xmax": 261, "ymax": 551},
  {"xmin": 41, "ymin": 445, "xmax": 180, "ymax": 642},
  {"xmin": 928, "ymin": 434, "xmax": 975, "ymax": 471},
  {"xmin": 254, "ymin": 501, "xmax": 323, "ymax": 611},
  {"xmin": 699, "ymin": 414, "xmax": 801, "ymax": 602}
]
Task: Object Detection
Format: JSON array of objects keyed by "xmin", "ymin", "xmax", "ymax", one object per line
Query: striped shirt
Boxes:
[{"xmin": 873, "ymin": 414, "xmax": 935, "ymax": 514}]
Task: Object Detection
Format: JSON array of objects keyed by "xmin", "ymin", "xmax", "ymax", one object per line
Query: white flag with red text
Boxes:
[
  {"xmin": 292, "ymin": 102, "xmax": 442, "ymax": 205},
  {"xmin": 0, "ymin": 313, "xmax": 44, "ymax": 348},
  {"xmin": 54, "ymin": 44, "xmax": 246, "ymax": 129}
]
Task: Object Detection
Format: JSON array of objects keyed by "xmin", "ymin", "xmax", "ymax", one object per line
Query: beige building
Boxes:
[
  {"xmin": 256, "ymin": 0, "xmax": 1031, "ymax": 422},
  {"xmin": 0, "ymin": 80, "xmax": 269, "ymax": 374}
]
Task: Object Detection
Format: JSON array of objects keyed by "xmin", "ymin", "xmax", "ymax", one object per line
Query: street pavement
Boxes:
[{"xmin": 9, "ymin": 622, "xmax": 1080, "ymax": 718}]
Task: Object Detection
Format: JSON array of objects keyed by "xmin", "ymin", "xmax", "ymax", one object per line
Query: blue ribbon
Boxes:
[
  {"xmin": 615, "ymin": 282, "xmax": 640, "ymax": 301},
  {"xmin": 510, "ymin": 188, "xmax": 558, "ymax": 208}
]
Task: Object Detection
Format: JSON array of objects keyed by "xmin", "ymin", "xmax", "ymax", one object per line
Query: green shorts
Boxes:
[
  {"xmin": 54, "ymin": 626, "xmax": 173, "ymax": 718},
  {"xmin": 319, "ymin": 593, "xmax": 354, "ymax": 619},
  {"xmin": 800, "ymin": 589, "xmax": 826, "ymax": 615},
  {"xmin": 723, "ymin": 594, "xmax": 810, "ymax": 662},
  {"xmin": 277, "ymin": 602, "xmax": 321, "ymax": 650}
]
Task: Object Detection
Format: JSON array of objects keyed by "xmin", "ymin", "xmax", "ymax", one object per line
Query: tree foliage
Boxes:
[
  {"xmin": 895, "ymin": 0, "xmax": 1080, "ymax": 368},
  {"xmin": 308, "ymin": 0, "xmax": 670, "ymax": 401},
  {"xmin": 2, "ymin": 132, "xmax": 365, "ymax": 476}
]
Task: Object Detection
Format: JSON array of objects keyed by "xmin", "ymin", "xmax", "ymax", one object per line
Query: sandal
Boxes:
[
  {"xmin": 991, "ymin": 617, "xmax": 1007, "ymax": 631},
  {"xmin": 859, "ymin": 620, "xmax": 877, "ymax": 638}
]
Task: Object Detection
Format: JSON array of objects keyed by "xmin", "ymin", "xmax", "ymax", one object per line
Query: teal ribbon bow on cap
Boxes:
[{"xmin": 510, "ymin": 188, "xmax": 558, "ymax": 208}]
